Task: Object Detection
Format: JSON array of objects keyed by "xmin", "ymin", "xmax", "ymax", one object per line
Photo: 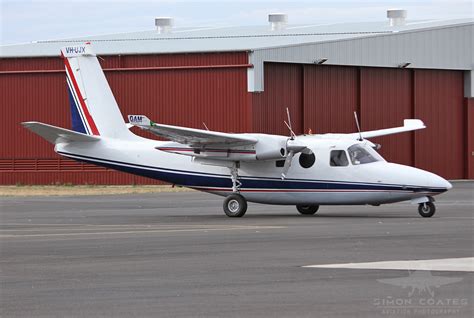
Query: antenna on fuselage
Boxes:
[
  {"xmin": 353, "ymin": 111, "xmax": 363, "ymax": 141},
  {"xmin": 284, "ymin": 107, "xmax": 297, "ymax": 140}
]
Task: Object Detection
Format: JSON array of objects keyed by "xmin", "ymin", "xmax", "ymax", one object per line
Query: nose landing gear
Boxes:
[
  {"xmin": 411, "ymin": 196, "xmax": 436, "ymax": 218},
  {"xmin": 418, "ymin": 202, "xmax": 436, "ymax": 217}
]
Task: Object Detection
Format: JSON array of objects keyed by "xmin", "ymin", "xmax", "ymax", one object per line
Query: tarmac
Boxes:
[{"xmin": 1, "ymin": 182, "xmax": 473, "ymax": 317}]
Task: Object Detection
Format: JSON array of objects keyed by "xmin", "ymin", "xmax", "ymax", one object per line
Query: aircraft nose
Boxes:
[
  {"xmin": 383, "ymin": 163, "xmax": 452, "ymax": 194},
  {"xmin": 445, "ymin": 180, "xmax": 453, "ymax": 190},
  {"xmin": 427, "ymin": 173, "xmax": 452, "ymax": 192}
]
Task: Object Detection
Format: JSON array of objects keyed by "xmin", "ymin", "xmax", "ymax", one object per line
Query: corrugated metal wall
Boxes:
[
  {"xmin": 0, "ymin": 52, "xmax": 249, "ymax": 184},
  {"xmin": 360, "ymin": 68, "xmax": 414, "ymax": 166},
  {"xmin": 304, "ymin": 65, "xmax": 358, "ymax": 134},
  {"xmin": 252, "ymin": 63, "xmax": 303, "ymax": 135},
  {"xmin": 249, "ymin": 23, "xmax": 473, "ymax": 92},
  {"xmin": 252, "ymin": 63, "xmax": 467, "ymax": 179},
  {"xmin": 1, "ymin": 57, "xmax": 469, "ymax": 184},
  {"xmin": 413, "ymin": 70, "xmax": 465, "ymax": 179},
  {"xmin": 467, "ymin": 98, "xmax": 474, "ymax": 179}
]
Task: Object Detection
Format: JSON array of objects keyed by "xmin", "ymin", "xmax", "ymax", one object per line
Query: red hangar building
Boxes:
[{"xmin": 1, "ymin": 12, "xmax": 473, "ymax": 185}]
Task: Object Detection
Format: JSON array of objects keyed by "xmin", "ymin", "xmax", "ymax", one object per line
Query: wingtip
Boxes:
[
  {"xmin": 404, "ymin": 119, "xmax": 425, "ymax": 129},
  {"xmin": 21, "ymin": 121, "xmax": 37, "ymax": 127}
]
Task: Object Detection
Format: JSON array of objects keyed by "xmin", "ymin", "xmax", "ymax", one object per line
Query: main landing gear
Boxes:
[
  {"xmin": 223, "ymin": 162, "xmax": 247, "ymax": 217},
  {"xmin": 296, "ymin": 205, "xmax": 319, "ymax": 215},
  {"xmin": 223, "ymin": 194, "xmax": 247, "ymax": 217},
  {"xmin": 418, "ymin": 202, "xmax": 436, "ymax": 217}
]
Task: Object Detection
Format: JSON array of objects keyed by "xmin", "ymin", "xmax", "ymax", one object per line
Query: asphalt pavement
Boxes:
[{"xmin": 1, "ymin": 182, "xmax": 473, "ymax": 317}]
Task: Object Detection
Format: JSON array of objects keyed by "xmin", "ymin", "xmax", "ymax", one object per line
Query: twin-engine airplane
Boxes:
[{"xmin": 23, "ymin": 44, "xmax": 452, "ymax": 218}]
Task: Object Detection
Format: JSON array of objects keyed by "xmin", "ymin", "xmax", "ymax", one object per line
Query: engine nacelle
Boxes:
[
  {"xmin": 254, "ymin": 135, "xmax": 288, "ymax": 160},
  {"xmin": 157, "ymin": 135, "xmax": 308, "ymax": 163}
]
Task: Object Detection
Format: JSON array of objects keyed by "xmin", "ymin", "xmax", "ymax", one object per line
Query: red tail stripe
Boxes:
[{"xmin": 62, "ymin": 53, "xmax": 100, "ymax": 136}]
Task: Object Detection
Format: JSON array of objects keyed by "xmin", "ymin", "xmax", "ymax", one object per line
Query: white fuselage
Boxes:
[{"xmin": 55, "ymin": 133, "xmax": 451, "ymax": 206}]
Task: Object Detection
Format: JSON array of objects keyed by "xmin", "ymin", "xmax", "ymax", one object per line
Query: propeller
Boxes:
[
  {"xmin": 281, "ymin": 139, "xmax": 307, "ymax": 179},
  {"xmin": 353, "ymin": 111, "xmax": 381, "ymax": 149},
  {"xmin": 281, "ymin": 152, "xmax": 294, "ymax": 180},
  {"xmin": 281, "ymin": 108, "xmax": 307, "ymax": 179},
  {"xmin": 354, "ymin": 111, "xmax": 363, "ymax": 141},
  {"xmin": 284, "ymin": 107, "xmax": 297, "ymax": 140}
]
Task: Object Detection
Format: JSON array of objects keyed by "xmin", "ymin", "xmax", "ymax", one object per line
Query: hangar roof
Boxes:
[
  {"xmin": 1, "ymin": 18, "xmax": 472, "ymax": 96},
  {"xmin": 0, "ymin": 19, "xmax": 472, "ymax": 58}
]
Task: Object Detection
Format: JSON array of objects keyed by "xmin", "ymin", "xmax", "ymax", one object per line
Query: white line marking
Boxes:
[
  {"xmin": 1, "ymin": 223, "xmax": 262, "ymax": 227},
  {"xmin": 0, "ymin": 226, "xmax": 285, "ymax": 238},
  {"xmin": 0, "ymin": 224, "xmax": 272, "ymax": 231},
  {"xmin": 303, "ymin": 257, "xmax": 474, "ymax": 272}
]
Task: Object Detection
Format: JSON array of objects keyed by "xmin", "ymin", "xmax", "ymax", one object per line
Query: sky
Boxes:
[{"xmin": 0, "ymin": 0, "xmax": 472, "ymax": 45}]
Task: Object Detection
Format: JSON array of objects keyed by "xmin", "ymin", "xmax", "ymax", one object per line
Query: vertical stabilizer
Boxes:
[{"xmin": 61, "ymin": 43, "xmax": 133, "ymax": 139}]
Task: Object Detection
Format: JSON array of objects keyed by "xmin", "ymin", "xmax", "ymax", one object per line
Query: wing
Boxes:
[
  {"xmin": 351, "ymin": 119, "xmax": 425, "ymax": 139},
  {"xmin": 128, "ymin": 115, "xmax": 257, "ymax": 147},
  {"xmin": 22, "ymin": 122, "xmax": 100, "ymax": 144}
]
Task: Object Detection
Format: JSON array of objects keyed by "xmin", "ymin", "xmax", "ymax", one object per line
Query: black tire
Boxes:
[
  {"xmin": 296, "ymin": 205, "xmax": 319, "ymax": 215},
  {"xmin": 223, "ymin": 194, "xmax": 247, "ymax": 217},
  {"xmin": 418, "ymin": 202, "xmax": 436, "ymax": 217}
]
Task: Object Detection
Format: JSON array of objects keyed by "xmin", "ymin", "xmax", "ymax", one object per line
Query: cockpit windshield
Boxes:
[{"xmin": 347, "ymin": 144, "xmax": 380, "ymax": 165}]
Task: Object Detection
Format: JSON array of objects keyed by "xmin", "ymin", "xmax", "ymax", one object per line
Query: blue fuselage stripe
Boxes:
[{"xmin": 57, "ymin": 151, "xmax": 446, "ymax": 193}]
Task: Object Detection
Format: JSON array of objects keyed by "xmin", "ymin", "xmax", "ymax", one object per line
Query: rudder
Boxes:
[{"xmin": 61, "ymin": 43, "xmax": 133, "ymax": 139}]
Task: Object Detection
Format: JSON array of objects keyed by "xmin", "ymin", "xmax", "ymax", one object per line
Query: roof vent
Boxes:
[
  {"xmin": 155, "ymin": 17, "xmax": 174, "ymax": 34},
  {"xmin": 387, "ymin": 9, "xmax": 407, "ymax": 27},
  {"xmin": 268, "ymin": 13, "xmax": 288, "ymax": 31}
]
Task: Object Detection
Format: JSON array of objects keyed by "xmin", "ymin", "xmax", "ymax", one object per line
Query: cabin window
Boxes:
[
  {"xmin": 299, "ymin": 151, "xmax": 315, "ymax": 168},
  {"xmin": 330, "ymin": 150, "xmax": 349, "ymax": 167},
  {"xmin": 347, "ymin": 144, "xmax": 378, "ymax": 165}
]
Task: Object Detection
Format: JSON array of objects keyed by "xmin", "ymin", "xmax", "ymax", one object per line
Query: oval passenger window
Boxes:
[{"xmin": 299, "ymin": 152, "xmax": 315, "ymax": 168}]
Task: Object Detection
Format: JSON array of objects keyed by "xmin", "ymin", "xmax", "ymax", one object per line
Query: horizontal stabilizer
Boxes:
[
  {"xmin": 128, "ymin": 115, "xmax": 153, "ymax": 127},
  {"xmin": 22, "ymin": 122, "xmax": 100, "ymax": 144}
]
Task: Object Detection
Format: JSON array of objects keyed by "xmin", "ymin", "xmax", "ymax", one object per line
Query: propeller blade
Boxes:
[
  {"xmin": 353, "ymin": 111, "xmax": 363, "ymax": 141},
  {"xmin": 281, "ymin": 151, "xmax": 295, "ymax": 179},
  {"xmin": 285, "ymin": 107, "xmax": 297, "ymax": 139},
  {"xmin": 281, "ymin": 139, "xmax": 308, "ymax": 179}
]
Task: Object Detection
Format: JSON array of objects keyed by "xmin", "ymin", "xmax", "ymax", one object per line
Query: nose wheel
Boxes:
[{"xmin": 418, "ymin": 202, "xmax": 436, "ymax": 217}]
